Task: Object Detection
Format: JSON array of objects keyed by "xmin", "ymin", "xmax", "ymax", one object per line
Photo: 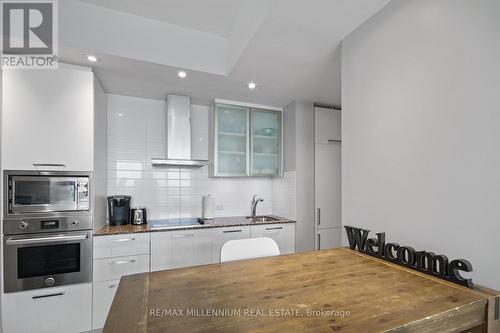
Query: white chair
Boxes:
[{"xmin": 220, "ymin": 237, "xmax": 280, "ymax": 263}]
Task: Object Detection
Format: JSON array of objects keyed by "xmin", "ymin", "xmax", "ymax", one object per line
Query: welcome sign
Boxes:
[{"xmin": 344, "ymin": 226, "xmax": 473, "ymax": 288}]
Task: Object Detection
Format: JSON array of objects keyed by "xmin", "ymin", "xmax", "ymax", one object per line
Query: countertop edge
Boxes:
[{"xmin": 94, "ymin": 216, "xmax": 296, "ymax": 236}]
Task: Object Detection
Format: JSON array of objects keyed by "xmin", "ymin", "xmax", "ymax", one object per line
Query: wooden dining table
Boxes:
[{"xmin": 103, "ymin": 248, "xmax": 500, "ymax": 332}]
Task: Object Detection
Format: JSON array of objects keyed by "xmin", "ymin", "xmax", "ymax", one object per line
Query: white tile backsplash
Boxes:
[{"xmin": 106, "ymin": 94, "xmax": 286, "ymax": 221}]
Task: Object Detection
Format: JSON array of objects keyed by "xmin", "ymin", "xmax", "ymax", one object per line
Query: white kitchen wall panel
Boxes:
[
  {"xmin": 107, "ymin": 94, "xmax": 275, "ymax": 220},
  {"xmin": 272, "ymin": 171, "xmax": 296, "ymax": 220}
]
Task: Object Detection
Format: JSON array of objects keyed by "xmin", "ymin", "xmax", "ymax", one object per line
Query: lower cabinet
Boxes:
[
  {"xmin": 317, "ymin": 227, "xmax": 342, "ymax": 250},
  {"xmin": 151, "ymin": 229, "xmax": 213, "ymax": 272},
  {"xmin": 92, "ymin": 233, "xmax": 150, "ymax": 330},
  {"xmin": 2, "ymin": 283, "xmax": 92, "ymax": 333},
  {"xmin": 92, "ymin": 280, "xmax": 120, "ymax": 330},
  {"xmin": 250, "ymin": 224, "xmax": 295, "ymax": 254},
  {"xmin": 91, "ymin": 224, "xmax": 295, "ymax": 329},
  {"xmin": 211, "ymin": 226, "xmax": 251, "ymax": 263}
]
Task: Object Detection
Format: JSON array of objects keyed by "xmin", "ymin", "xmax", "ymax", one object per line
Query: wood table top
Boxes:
[{"xmin": 104, "ymin": 248, "xmax": 500, "ymax": 333}]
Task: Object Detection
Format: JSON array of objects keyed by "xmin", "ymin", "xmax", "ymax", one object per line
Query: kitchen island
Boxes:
[{"xmin": 103, "ymin": 248, "xmax": 500, "ymax": 332}]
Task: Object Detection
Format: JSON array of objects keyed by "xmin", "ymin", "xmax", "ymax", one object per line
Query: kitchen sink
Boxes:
[{"xmin": 246, "ymin": 215, "xmax": 280, "ymax": 223}]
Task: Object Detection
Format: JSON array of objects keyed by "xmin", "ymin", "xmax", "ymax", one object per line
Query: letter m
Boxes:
[{"xmin": 344, "ymin": 226, "xmax": 370, "ymax": 252}]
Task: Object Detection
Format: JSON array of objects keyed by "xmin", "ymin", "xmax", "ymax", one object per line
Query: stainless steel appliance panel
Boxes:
[{"xmin": 3, "ymin": 230, "xmax": 92, "ymax": 292}]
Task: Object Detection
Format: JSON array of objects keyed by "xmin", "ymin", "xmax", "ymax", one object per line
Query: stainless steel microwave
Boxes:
[{"xmin": 4, "ymin": 170, "xmax": 92, "ymax": 216}]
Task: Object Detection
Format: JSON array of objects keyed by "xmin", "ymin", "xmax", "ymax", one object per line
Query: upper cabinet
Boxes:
[
  {"xmin": 213, "ymin": 103, "xmax": 250, "ymax": 176},
  {"xmin": 2, "ymin": 64, "xmax": 102, "ymax": 171},
  {"xmin": 315, "ymin": 107, "xmax": 341, "ymax": 144},
  {"xmin": 210, "ymin": 101, "xmax": 282, "ymax": 177},
  {"xmin": 251, "ymin": 109, "xmax": 282, "ymax": 176}
]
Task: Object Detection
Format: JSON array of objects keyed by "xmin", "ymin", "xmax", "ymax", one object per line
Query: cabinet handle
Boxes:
[
  {"xmin": 327, "ymin": 139, "xmax": 341, "ymax": 143},
  {"xmin": 33, "ymin": 163, "xmax": 66, "ymax": 167},
  {"xmin": 265, "ymin": 227, "xmax": 283, "ymax": 231},
  {"xmin": 317, "ymin": 208, "xmax": 321, "ymax": 225},
  {"xmin": 109, "ymin": 259, "xmax": 136, "ymax": 265},
  {"xmin": 108, "ymin": 284, "xmax": 118, "ymax": 288},
  {"xmin": 223, "ymin": 229, "xmax": 242, "ymax": 233},
  {"xmin": 317, "ymin": 234, "xmax": 321, "ymax": 250},
  {"xmin": 32, "ymin": 292, "xmax": 65, "ymax": 299},
  {"xmin": 172, "ymin": 233, "xmax": 194, "ymax": 238},
  {"xmin": 111, "ymin": 238, "xmax": 136, "ymax": 242}
]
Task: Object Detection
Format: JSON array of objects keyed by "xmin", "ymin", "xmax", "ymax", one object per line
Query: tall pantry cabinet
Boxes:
[
  {"xmin": 1, "ymin": 63, "xmax": 107, "ymax": 333},
  {"xmin": 314, "ymin": 107, "xmax": 342, "ymax": 249}
]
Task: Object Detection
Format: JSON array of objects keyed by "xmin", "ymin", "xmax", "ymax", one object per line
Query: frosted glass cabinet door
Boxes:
[
  {"xmin": 215, "ymin": 104, "xmax": 249, "ymax": 176},
  {"xmin": 251, "ymin": 109, "xmax": 282, "ymax": 176}
]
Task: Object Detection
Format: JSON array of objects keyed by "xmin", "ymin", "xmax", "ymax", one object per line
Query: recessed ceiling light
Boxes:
[
  {"xmin": 178, "ymin": 70, "xmax": 187, "ymax": 78},
  {"xmin": 86, "ymin": 55, "xmax": 98, "ymax": 62},
  {"xmin": 248, "ymin": 82, "xmax": 257, "ymax": 90}
]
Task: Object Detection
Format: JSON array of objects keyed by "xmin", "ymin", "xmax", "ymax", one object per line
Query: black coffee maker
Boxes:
[{"xmin": 107, "ymin": 195, "xmax": 131, "ymax": 226}]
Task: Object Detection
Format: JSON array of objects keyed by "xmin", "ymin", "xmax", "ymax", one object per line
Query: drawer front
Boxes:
[
  {"xmin": 93, "ymin": 254, "xmax": 149, "ymax": 282},
  {"xmin": 2, "ymin": 283, "xmax": 92, "ymax": 333},
  {"xmin": 212, "ymin": 226, "xmax": 251, "ymax": 263},
  {"xmin": 94, "ymin": 233, "xmax": 150, "ymax": 259},
  {"xmin": 93, "ymin": 279, "xmax": 120, "ymax": 329},
  {"xmin": 251, "ymin": 224, "xmax": 296, "ymax": 254}
]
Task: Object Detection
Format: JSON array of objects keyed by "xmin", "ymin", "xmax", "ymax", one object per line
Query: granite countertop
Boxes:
[{"xmin": 94, "ymin": 215, "xmax": 295, "ymax": 236}]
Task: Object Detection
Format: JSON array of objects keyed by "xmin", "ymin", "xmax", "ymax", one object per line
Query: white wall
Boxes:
[
  {"xmin": 106, "ymin": 94, "xmax": 275, "ymax": 220},
  {"xmin": 283, "ymin": 100, "xmax": 315, "ymax": 252},
  {"xmin": 342, "ymin": 0, "xmax": 500, "ymax": 289}
]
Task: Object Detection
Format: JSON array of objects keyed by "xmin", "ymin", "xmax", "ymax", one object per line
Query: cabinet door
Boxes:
[
  {"xmin": 214, "ymin": 103, "xmax": 249, "ymax": 176},
  {"xmin": 2, "ymin": 67, "xmax": 94, "ymax": 171},
  {"xmin": 315, "ymin": 143, "xmax": 341, "ymax": 229},
  {"xmin": 212, "ymin": 227, "xmax": 251, "ymax": 263},
  {"xmin": 2, "ymin": 283, "xmax": 92, "ymax": 333},
  {"xmin": 93, "ymin": 280, "xmax": 120, "ymax": 330},
  {"xmin": 315, "ymin": 107, "xmax": 341, "ymax": 144},
  {"xmin": 250, "ymin": 224, "xmax": 295, "ymax": 254},
  {"xmin": 151, "ymin": 229, "xmax": 212, "ymax": 271},
  {"xmin": 317, "ymin": 227, "xmax": 342, "ymax": 250},
  {"xmin": 251, "ymin": 109, "xmax": 282, "ymax": 176}
]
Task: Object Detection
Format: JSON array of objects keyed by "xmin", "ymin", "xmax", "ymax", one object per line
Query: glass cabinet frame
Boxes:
[
  {"xmin": 213, "ymin": 103, "xmax": 251, "ymax": 177},
  {"xmin": 211, "ymin": 101, "xmax": 283, "ymax": 178}
]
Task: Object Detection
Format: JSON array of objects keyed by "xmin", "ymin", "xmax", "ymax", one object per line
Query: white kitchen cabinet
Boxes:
[
  {"xmin": 92, "ymin": 233, "xmax": 150, "ymax": 330},
  {"xmin": 210, "ymin": 100, "xmax": 283, "ymax": 177},
  {"xmin": 2, "ymin": 283, "xmax": 92, "ymax": 333},
  {"xmin": 92, "ymin": 280, "xmax": 120, "ymax": 330},
  {"xmin": 314, "ymin": 106, "xmax": 342, "ymax": 250},
  {"xmin": 93, "ymin": 254, "xmax": 150, "ymax": 281},
  {"xmin": 2, "ymin": 65, "xmax": 95, "ymax": 171},
  {"xmin": 315, "ymin": 143, "xmax": 341, "ymax": 230},
  {"xmin": 212, "ymin": 226, "xmax": 251, "ymax": 263},
  {"xmin": 316, "ymin": 227, "xmax": 342, "ymax": 250},
  {"xmin": 93, "ymin": 233, "xmax": 150, "ymax": 259},
  {"xmin": 314, "ymin": 107, "xmax": 341, "ymax": 144},
  {"xmin": 250, "ymin": 224, "xmax": 295, "ymax": 254},
  {"xmin": 151, "ymin": 229, "xmax": 213, "ymax": 271}
]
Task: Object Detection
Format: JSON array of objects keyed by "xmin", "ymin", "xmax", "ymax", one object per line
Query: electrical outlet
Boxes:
[{"xmin": 216, "ymin": 204, "xmax": 224, "ymax": 210}]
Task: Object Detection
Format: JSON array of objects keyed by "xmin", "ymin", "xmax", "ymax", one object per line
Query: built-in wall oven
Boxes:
[{"xmin": 3, "ymin": 170, "xmax": 93, "ymax": 293}]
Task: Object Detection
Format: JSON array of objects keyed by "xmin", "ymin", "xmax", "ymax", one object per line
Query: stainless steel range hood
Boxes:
[{"xmin": 151, "ymin": 95, "xmax": 208, "ymax": 167}]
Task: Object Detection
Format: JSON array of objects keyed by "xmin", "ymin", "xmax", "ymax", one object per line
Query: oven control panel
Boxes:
[{"xmin": 3, "ymin": 215, "xmax": 92, "ymax": 235}]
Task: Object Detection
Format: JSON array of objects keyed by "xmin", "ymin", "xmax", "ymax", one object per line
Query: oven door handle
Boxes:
[{"xmin": 5, "ymin": 233, "xmax": 88, "ymax": 245}]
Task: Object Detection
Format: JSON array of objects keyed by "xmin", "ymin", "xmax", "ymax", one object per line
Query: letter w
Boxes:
[{"xmin": 344, "ymin": 226, "xmax": 370, "ymax": 251}]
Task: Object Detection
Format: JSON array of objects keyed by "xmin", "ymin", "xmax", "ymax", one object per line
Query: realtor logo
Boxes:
[{"xmin": 1, "ymin": 0, "xmax": 58, "ymax": 68}]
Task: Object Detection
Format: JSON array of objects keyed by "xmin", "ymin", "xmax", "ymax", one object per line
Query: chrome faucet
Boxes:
[{"xmin": 251, "ymin": 195, "xmax": 264, "ymax": 218}]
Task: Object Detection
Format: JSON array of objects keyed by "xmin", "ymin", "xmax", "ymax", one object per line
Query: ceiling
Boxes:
[
  {"xmin": 59, "ymin": 0, "xmax": 391, "ymax": 107},
  {"xmin": 81, "ymin": 0, "xmax": 245, "ymax": 37}
]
